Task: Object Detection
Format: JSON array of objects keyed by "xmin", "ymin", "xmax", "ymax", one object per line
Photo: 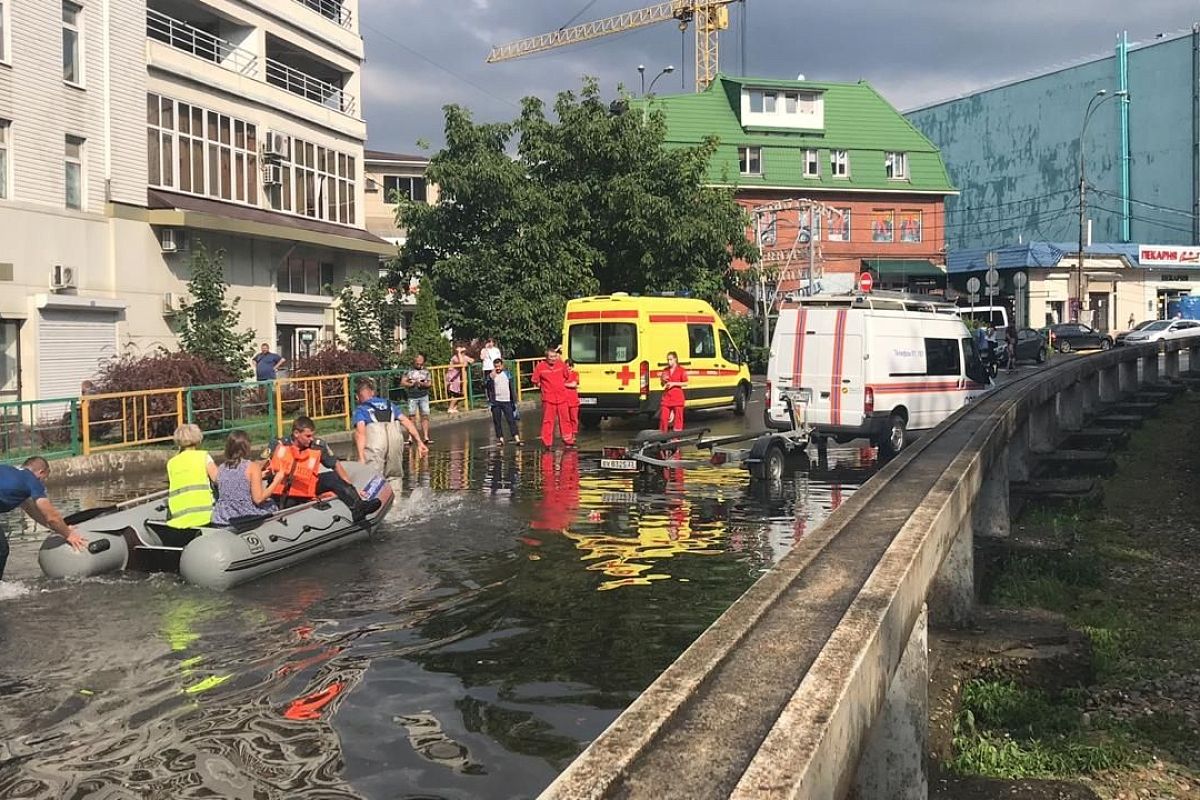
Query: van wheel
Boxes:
[
  {"xmin": 733, "ymin": 385, "xmax": 749, "ymax": 416},
  {"xmin": 751, "ymin": 441, "xmax": 787, "ymax": 482},
  {"xmin": 580, "ymin": 413, "xmax": 602, "ymax": 431},
  {"xmin": 876, "ymin": 414, "xmax": 907, "ymax": 459}
]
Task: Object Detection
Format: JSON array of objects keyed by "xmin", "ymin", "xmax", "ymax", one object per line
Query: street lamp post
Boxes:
[
  {"xmin": 1076, "ymin": 89, "xmax": 1128, "ymax": 322},
  {"xmin": 637, "ymin": 64, "xmax": 646, "ymax": 95},
  {"xmin": 647, "ymin": 65, "xmax": 675, "ymax": 95}
]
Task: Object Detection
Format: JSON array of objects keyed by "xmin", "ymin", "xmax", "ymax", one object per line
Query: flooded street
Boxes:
[{"xmin": 0, "ymin": 402, "xmax": 872, "ymax": 799}]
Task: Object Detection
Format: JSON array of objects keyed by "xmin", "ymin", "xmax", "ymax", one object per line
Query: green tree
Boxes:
[
  {"xmin": 335, "ymin": 272, "xmax": 397, "ymax": 363},
  {"xmin": 395, "ymin": 78, "xmax": 756, "ymax": 356},
  {"xmin": 175, "ymin": 243, "xmax": 256, "ymax": 378},
  {"xmin": 404, "ymin": 282, "xmax": 451, "ymax": 365}
]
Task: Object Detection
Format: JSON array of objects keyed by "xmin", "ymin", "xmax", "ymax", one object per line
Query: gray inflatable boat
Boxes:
[{"xmin": 38, "ymin": 462, "xmax": 395, "ymax": 590}]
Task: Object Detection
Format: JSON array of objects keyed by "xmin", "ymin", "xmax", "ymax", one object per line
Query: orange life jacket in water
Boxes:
[{"xmin": 268, "ymin": 442, "xmax": 322, "ymax": 500}]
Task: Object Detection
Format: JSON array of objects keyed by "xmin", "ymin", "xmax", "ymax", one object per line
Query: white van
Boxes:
[
  {"xmin": 765, "ymin": 292, "xmax": 991, "ymax": 456},
  {"xmin": 956, "ymin": 305, "xmax": 1010, "ymax": 330}
]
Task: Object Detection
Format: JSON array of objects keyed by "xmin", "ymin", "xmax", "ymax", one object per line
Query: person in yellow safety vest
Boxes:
[{"xmin": 166, "ymin": 424, "xmax": 219, "ymax": 528}]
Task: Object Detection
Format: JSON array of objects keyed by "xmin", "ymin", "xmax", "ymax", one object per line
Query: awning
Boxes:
[
  {"xmin": 861, "ymin": 259, "xmax": 945, "ymax": 278},
  {"xmin": 147, "ymin": 190, "xmax": 396, "ymax": 257}
]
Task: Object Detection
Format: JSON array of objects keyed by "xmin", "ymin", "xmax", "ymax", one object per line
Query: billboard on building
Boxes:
[{"xmin": 1139, "ymin": 245, "xmax": 1200, "ymax": 266}]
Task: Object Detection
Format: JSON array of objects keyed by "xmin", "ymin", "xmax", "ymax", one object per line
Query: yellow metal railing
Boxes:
[
  {"xmin": 50, "ymin": 359, "xmax": 549, "ymax": 457},
  {"xmin": 81, "ymin": 388, "xmax": 185, "ymax": 454}
]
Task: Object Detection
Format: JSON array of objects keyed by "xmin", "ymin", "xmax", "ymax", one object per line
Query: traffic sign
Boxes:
[
  {"xmin": 966, "ymin": 276, "xmax": 981, "ymax": 293},
  {"xmin": 858, "ymin": 271, "xmax": 874, "ymax": 293},
  {"xmin": 1013, "ymin": 272, "xmax": 1028, "ymax": 289},
  {"xmin": 968, "ymin": 293, "xmax": 980, "ymax": 303},
  {"xmin": 985, "ymin": 267, "xmax": 1000, "ymax": 287}
]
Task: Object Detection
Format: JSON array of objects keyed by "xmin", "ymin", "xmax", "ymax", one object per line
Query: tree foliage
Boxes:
[
  {"xmin": 395, "ymin": 78, "xmax": 756, "ymax": 356},
  {"xmin": 335, "ymin": 272, "xmax": 397, "ymax": 364},
  {"xmin": 404, "ymin": 283, "xmax": 451, "ymax": 365},
  {"xmin": 175, "ymin": 243, "xmax": 256, "ymax": 378}
]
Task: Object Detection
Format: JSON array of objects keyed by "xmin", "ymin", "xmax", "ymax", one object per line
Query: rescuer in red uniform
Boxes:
[
  {"xmin": 563, "ymin": 359, "xmax": 581, "ymax": 440},
  {"xmin": 659, "ymin": 351, "xmax": 688, "ymax": 432},
  {"xmin": 531, "ymin": 346, "xmax": 574, "ymax": 448}
]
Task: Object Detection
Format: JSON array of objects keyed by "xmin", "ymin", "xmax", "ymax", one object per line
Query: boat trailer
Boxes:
[{"xmin": 600, "ymin": 398, "xmax": 812, "ymax": 481}]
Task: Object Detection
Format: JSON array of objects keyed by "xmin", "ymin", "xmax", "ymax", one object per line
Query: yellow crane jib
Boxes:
[{"xmin": 486, "ymin": 0, "xmax": 740, "ymax": 92}]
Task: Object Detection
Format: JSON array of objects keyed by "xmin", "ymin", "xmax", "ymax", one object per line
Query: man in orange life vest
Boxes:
[
  {"xmin": 266, "ymin": 416, "xmax": 381, "ymax": 521},
  {"xmin": 531, "ymin": 346, "xmax": 574, "ymax": 448}
]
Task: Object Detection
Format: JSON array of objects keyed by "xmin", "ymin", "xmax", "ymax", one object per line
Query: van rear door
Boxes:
[
  {"xmin": 779, "ymin": 308, "xmax": 863, "ymax": 428},
  {"xmin": 565, "ymin": 312, "xmax": 641, "ymax": 404}
]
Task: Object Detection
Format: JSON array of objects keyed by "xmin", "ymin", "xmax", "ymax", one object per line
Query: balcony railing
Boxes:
[
  {"xmin": 265, "ymin": 58, "xmax": 356, "ymax": 116},
  {"xmin": 146, "ymin": 8, "xmax": 258, "ymax": 76},
  {"xmin": 292, "ymin": 0, "xmax": 353, "ymax": 29}
]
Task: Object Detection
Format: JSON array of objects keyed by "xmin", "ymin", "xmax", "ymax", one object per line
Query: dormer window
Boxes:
[
  {"xmin": 742, "ymin": 86, "xmax": 824, "ymax": 130},
  {"xmin": 885, "ymin": 152, "xmax": 908, "ymax": 180}
]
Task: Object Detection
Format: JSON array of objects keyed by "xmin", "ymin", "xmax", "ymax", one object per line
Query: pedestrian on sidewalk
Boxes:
[
  {"xmin": 1005, "ymin": 325, "xmax": 1018, "ymax": 372},
  {"xmin": 402, "ymin": 353, "xmax": 433, "ymax": 445},
  {"xmin": 446, "ymin": 344, "xmax": 472, "ymax": 414},
  {"xmin": 531, "ymin": 346, "xmax": 572, "ymax": 448},
  {"xmin": 485, "ymin": 358, "xmax": 521, "ymax": 445},
  {"xmin": 659, "ymin": 351, "xmax": 688, "ymax": 433},
  {"xmin": 479, "ymin": 338, "xmax": 502, "ymax": 388},
  {"xmin": 563, "ymin": 359, "xmax": 581, "ymax": 440},
  {"xmin": 253, "ymin": 343, "xmax": 286, "ymax": 381}
]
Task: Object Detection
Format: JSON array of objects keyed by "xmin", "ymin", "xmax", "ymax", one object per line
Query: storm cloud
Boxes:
[{"xmin": 359, "ymin": 0, "xmax": 1198, "ymax": 152}]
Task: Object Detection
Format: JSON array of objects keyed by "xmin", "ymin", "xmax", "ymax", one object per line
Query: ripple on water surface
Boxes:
[{"xmin": 0, "ymin": 440, "xmax": 871, "ymax": 798}]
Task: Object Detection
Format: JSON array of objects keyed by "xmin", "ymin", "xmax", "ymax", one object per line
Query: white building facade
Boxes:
[{"xmin": 0, "ymin": 0, "xmax": 391, "ymax": 403}]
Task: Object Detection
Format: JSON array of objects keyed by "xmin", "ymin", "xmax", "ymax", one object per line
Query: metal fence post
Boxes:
[
  {"xmin": 274, "ymin": 379, "xmax": 285, "ymax": 438},
  {"xmin": 176, "ymin": 389, "xmax": 185, "ymax": 430},
  {"xmin": 185, "ymin": 387, "xmax": 194, "ymax": 425},
  {"xmin": 268, "ymin": 381, "xmax": 277, "ymax": 441},
  {"xmin": 342, "ymin": 374, "xmax": 351, "ymax": 431},
  {"xmin": 466, "ymin": 363, "xmax": 476, "ymax": 411},
  {"xmin": 516, "ymin": 360, "xmax": 524, "ymax": 403},
  {"xmin": 81, "ymin": 398, "xmax": 92, "ymax": 456},
  {"xmin": 69, "ymin": 399, "xmax": 81, "ymax": 456}
]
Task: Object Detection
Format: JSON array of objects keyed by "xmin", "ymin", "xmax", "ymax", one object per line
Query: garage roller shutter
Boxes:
[{"xmin": 37, "ymin": 310, "xmax": 118, "ymax": 403}]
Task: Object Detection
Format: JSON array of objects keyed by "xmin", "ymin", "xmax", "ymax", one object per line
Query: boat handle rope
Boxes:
[{"xmin": 269, "ymin": 515, "xmax": 345, "ymax": 543}]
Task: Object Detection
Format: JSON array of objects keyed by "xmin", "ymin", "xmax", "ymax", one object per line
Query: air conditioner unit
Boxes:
[
  {"xmin": 263, "ymin": 132, "xmax": 289, "ymax": 160},
  {"xmin": 163, "ymin": 292, "xmax": 185, "ymax": 314},
  {"xmin": 159, "ymin": 228, "xmax": 187, "ymax": 253},
  {"xmin": 50, "ymin": 265, "xmax": 77, "ymax": 291},
  {"xmin": 263, "ymin": 163, "xmax": 284, "ymax": 186}
]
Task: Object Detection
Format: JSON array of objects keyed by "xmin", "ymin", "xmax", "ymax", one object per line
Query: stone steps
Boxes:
[
  {"xmin": 1092, "ymin": 413, "xmax": 1144, "ymax": 429},
  {"xmin": 1062, "ymin": 428, "xmax": 1129, "ymax": 451},
  {"xmin": 1032, "ymin": 450, "xmax": 1116, "ymax": 478},
  {"xmin": 1011, "ymin": 477, "xmax": 1102, "ymax": 511},
  {"xmin": 1103, "ymin": 401, "xmax": 1158, "ymax": 418}
]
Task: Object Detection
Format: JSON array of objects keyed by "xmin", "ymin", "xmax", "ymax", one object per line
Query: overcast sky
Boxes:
[{"xmin": 358, "ymin": 0, "xmax": 1198, "ymax": 154}]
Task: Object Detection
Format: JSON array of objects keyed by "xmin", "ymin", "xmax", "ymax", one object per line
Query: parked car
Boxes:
[
  {"xmin": 1011, "ymin": 328, "xmax": 1048, "ymax": 364},
  {"xmin": 1115, "ymin": 320, "xmax": 1156, "ymax": 346},
  {"xmin": 1120, "ymin": 318, "xmax": 1200, "ymax": 347},
  {"xmin": 1047, "ymin": 323, "xmax": 1113, "ymax": 353}
]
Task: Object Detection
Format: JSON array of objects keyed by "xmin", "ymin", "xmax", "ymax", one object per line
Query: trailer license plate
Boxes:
[
  {"xmin": 579, "ymin": 397, "xmax": 598, "ymax": 405},
  {"xmin": 602, "ymin": 491, "xmax": 638, "ymax": 503},
  {"xmin": 601, "ymin": 458, "xmax": 638, "ymax": 471}
]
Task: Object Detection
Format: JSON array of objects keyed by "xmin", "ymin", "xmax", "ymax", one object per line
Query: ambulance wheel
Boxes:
[
  {"xmin": 733, "ymin": 385, "xmax": 750, "ymax": 416},
  {"xmin": 877, "ymin": 414, "xmax": 908, "ymax": 459},
  {"xmin": 579, "ymin": 414, "xmax": 602, "ymax": 431},
  {"xmin": 751, "ymin": 441, "xmax": 787, "ymax": 482}
]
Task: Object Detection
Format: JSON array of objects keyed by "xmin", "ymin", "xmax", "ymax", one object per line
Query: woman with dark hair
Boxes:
[{"xmin": 211, "ymin": 430, "xmax": 285, "ymax": 526}]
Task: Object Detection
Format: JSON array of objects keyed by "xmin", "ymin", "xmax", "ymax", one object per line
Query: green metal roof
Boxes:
[
  {"xmin": 862, "ymin": 258, "xmax": 945, "ymax": 277},
  {"xmin": 636, "ymin": 75, "xmax": 956, "ymax": 195}
]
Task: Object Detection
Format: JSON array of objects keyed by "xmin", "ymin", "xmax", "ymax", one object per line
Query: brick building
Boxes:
[{"xmin": 643, "ymin": 75, "xmax": 956, "ymax": 297}]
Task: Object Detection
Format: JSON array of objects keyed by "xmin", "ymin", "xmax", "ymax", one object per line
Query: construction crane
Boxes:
[{"xmin": 486, "ymin": 0, "xmax": 743, "ymax": 93}]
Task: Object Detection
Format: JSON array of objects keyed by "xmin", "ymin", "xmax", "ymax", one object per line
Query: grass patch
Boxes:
[
  {"xmin": 988, "ymin": 551, "xmax": 1103, "ymax": 611},
  {"xmin": 949, "ymin": 680, "xmax": 1130, "ymax": 779}
]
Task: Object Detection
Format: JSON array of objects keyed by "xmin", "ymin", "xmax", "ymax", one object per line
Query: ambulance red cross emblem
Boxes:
[{"xmin": 616, "ymin": 365, "xmax": 635, "ymax": 386}]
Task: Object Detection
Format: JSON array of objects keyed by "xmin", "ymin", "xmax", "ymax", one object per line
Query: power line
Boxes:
[
  {"xmin": 360, "ymin": 21, "xmax": 519, "ymax": 110},
  {"xmin": 1090, "ymin": 187, "xmax": 1199, "ymax": 220},
  {"xmin": 560, "ymin": 0, "xmax": 601, "ymax": 29},
  {"xmin": 945, "ymin": 188, "xmax": 1078, "ymax": 214}
]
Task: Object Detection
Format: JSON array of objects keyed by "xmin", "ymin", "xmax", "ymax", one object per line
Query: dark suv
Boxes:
[{"xmin": 1046, "ymin": 323, "xmax": 1113, "ymax": 353}]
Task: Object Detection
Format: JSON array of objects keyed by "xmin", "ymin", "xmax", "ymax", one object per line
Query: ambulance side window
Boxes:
[
  {"xmin": 924, "ymin": 338, "xmax": 961, "ymax": 376},
  {"xmin": 688, "ymin": 324, "xmax": 717, "ymax": 359},
  {"xmin": 719, "ymin": 329, "xmax": 741, "ymax": 363}
]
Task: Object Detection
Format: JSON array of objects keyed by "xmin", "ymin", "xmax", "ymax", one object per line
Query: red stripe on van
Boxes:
[
  {"xmin": 790, "ymin": 309, "xmax": 807, "ymax": 389},
  {"xmin": 830, "ymin": 309, "xmax": 848, "ymax": 425},
  {"xmin": 647, "ymin": 314, "xmax": 715, "ymax": 324},
  {"xmin": 868, "ymin": 381, "xmax": 963, "ymax": 394},
  {"xmin": 566, "ymin": 310, "xmax": 640, "ymax": 320}
]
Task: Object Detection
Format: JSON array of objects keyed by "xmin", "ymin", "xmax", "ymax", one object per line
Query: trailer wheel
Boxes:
[
  {"xmin": 751, "ymin": 441, "xmax": 787, "ymax": 482},
  {"xmin": 876, "ymin": 414, "xmax": 908, "ymax": 459}
]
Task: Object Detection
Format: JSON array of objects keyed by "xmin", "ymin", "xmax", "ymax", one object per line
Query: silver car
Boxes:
[{"xmin": 1121, "ymin": 319, "xmax": 1200, "ymax": 346}]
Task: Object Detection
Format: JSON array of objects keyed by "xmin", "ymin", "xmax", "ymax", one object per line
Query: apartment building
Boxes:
[
  {"xmin": 363, "ymin": 149, "xmax": 434, "ymax": 246},
  {"xmin": 0, "ymin": 0, "xmax": 392, "ymax": 403}
]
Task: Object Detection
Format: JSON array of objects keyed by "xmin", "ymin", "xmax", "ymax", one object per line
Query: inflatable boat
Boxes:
[{"xmin": 38, "ymin": 462, "xmax": 394, "ymax": 590}]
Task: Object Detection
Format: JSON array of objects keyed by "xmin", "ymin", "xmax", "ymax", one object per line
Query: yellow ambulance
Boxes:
[{"xmin": 561, "ymin": 293, "xmax": 753, "ymax": 428}]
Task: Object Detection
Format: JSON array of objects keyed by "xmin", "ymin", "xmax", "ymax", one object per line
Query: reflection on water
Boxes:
[{"xmin": 0, "ymin": 415, "xmax": 871, "ymax": 799}]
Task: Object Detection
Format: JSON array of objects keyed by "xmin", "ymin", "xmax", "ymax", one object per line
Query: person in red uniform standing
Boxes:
[
  {"xmin": 659, "ymin": 351, "xmax": 688, "ymax": 432},
  {"xmin": 563, "ymin": 358, "xmax": 581, "ymax": 440},
  {"xmin": 531, "ymin": 346, "xmax": 573, "ymax": 448}
]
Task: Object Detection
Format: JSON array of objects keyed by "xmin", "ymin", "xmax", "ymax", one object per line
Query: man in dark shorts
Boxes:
[{"xmin": 0, "ymin": 457, "xmax": 87, "ymax": 580}]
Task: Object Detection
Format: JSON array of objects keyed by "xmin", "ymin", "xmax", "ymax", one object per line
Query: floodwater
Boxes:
[{"xmin": 0, "ymin": 402, "xmax": 872, "ymax": 800}]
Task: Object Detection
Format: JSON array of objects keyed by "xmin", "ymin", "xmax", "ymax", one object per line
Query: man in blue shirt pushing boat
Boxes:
[{"xmin": 0, "ymin": 457, "xmax": 87, "ymax": 581}]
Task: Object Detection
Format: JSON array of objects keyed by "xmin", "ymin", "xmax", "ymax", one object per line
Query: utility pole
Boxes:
[{"xmin": 1077, "ymin": 88, "xmax": 1127, "ymax": 322}]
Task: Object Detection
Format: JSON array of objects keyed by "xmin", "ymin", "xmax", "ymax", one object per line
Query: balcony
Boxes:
[
  {"xmin": 147, "ymin": 7, "xmax": 257, "ymax": 76},
  {"xmin": 291, "ymin": 0, "xmax": 352, "ymax": 30},
  {"xmin": 265, "ymin": 58, "xmax": 355, "ymax": 116}
]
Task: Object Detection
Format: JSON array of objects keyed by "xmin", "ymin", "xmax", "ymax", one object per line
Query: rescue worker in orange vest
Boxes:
[
  {"xmin": 531, "ymin": 346, "xmax": 574, "ymax": 448},
  {"xmin": 265, "ymin": 416, "xmax": 382, "ymax": 521}
]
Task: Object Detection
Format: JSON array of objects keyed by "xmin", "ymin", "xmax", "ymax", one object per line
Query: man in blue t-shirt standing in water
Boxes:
[{"xmin": 0, "ymin": 457, "xmax": 87, "ymax": 581}]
